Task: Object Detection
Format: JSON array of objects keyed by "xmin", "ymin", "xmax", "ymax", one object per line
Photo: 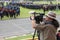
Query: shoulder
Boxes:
[
  {"xmin": 52, "ymin": 19, "xmax": 59, "ymax": 28},
  {"xmin": 45, "ymin": 24, "xmax": 54, "ymax": 26}
]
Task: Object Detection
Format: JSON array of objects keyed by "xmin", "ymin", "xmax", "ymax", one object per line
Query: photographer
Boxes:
[{"xmin": 30, "ymin": 11, "xmax": 59, "ymax": 40}]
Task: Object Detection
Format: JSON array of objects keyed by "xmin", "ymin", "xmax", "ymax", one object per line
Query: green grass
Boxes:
[
  {"xmin": 5, "ymin": 34, "xmax": 38, "ymax": 40},
  {"xmin": 20, "ymin": 6, "xmax": 60, "ymax": 18},
  {"xmin": 5, "ymin": 34, "xmax": 36, "ymax": 40},
  {"xmin": 19, "ymin": 7, "xmax": 44, "ymax": 18},
  {"xmin": 33, "ymin": 1, "xmax": 60, "ymax": 4}
]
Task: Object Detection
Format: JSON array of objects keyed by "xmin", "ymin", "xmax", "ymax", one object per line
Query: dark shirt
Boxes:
[
  {"xmin": 44, "ymin": 19, "xmax": 59, "ymax": 29},
  {"xmin": 57, "ymin": 32, "xmax": 60, "ymax": 40}
]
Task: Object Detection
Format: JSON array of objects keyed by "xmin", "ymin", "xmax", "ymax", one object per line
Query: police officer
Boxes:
[
  {"xmin": 0, "ymin": 7, "xmax": 3, "ymax": 20},
  {"xmin": 15, "ymin": 6, "xmax": 20, "ymax": 16}
]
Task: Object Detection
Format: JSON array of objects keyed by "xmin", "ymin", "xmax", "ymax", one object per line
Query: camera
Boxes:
[
  {"xmin": 34, "ymin": 13, "xmax": 45, "ymax": 24},
  {"xmin": 30, "ymin": 12, "xmax": 45, "ymax": 24}
]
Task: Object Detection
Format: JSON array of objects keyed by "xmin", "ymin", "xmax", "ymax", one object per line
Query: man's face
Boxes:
[
  {"xmin": 45, "ymin": 16, "xmax": 52, "ymax": 21},
  {"xmin": 45, "ymin": 16, "xmax": 49, "ymax": 20}
]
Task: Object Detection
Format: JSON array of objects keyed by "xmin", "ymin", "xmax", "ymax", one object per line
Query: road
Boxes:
[{"xmin": 0, "ymin": 18, "xmax": 34, "ymax": 37}]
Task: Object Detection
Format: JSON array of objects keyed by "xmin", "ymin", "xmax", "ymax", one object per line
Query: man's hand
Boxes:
[
  {"xmin": 30, "ymin": 16, "xmax": 37, "ymax": 29},
  {"xmin": 30, "ymin": 15, "xmax": 35, "ymax": 20}
]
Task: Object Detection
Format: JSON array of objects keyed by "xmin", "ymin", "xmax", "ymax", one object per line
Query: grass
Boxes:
[
  {"xmin": 33, "ymin": 1, "xmax": 60, "ymax": 4},
  {"xmin": 17, "ymin": 6, "xmax": 60, "ymax": 19},
  {"xmin": 19, "ymin": 7, "xmax": 44, "ymax": 18},
  {"xmin": 5, "ymin": 34, "xmax": 36, "ymax": 40},
  {"xmin": 5, "ymin": 33, "xmax": 38, "ymax": 40}
]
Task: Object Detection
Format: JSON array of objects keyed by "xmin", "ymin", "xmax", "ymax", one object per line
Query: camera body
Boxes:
[
  {"xmin": 30, "ymin": 13, "xmax": 45, "ymax": 24},
  {"xmin": 34, "ymin": 13, "xmax": 45, "ymax": 24}
]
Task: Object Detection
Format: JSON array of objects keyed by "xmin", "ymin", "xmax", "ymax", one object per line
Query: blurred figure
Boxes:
[
  {"xmin": 0, "ymin": 7, "xmax": 3, "ymax": 20},
  {"xmin": 50, "ymin": 1, "xmax": 53, "ymax": 4},
  {"xmin": 56, "ymin": 30, "xmax": 60, "ymax": 40}
]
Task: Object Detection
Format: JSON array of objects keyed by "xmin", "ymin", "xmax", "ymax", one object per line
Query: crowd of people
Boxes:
[
  {"xmin": 0, "ymin": 2, "xmax": 20, "ymax": 20},
  {"xmin": 21, "ymin": 2, "xmax": 60, "ymax": 12}
]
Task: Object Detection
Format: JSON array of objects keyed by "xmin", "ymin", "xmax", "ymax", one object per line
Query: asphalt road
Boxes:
[
  {"xmin": 0, "ymin": 16, "xmax": 60, "ymax": 38},
  {"xmin": 0, "ymin": 18, "xmax": 34, "ymax": 37}
]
